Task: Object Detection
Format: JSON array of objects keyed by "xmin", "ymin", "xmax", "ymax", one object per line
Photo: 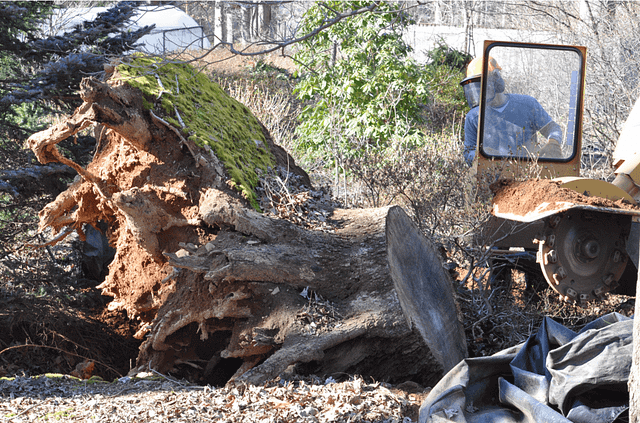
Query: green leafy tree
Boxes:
[{"xmin": 293, "ymin": 1, "xmax": 430, "ymax": 171}]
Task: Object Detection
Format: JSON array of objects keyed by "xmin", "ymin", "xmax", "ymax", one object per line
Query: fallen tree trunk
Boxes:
[
  {"xmin": 143, "ymin": 198, "xmax": 466, "ymax": 386},
  {"xmin": 26, "ymin": 57, "xmax": 466, "ymax": 386}
]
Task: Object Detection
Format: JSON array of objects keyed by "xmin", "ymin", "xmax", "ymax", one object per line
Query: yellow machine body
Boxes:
[{"xmin": 472, "ymin": 41, "xmax": 640, "ymax": 303}]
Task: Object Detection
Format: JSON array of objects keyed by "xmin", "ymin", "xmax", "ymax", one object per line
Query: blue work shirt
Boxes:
[{"xmin": 463, "ymin": 94, "xmax": 563, "ymax": 166}]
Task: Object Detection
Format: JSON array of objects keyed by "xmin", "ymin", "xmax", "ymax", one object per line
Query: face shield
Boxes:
[
  {"xmin": 461, "ymin": 70, "xmax": 506, "ymax": 109},
  {"xmin": 461, "ymin": 76, "xmax": 481, "ymax": 109},
  {"xmin": 460, "ymin": 75, "xmax": 480, "ymax": 109}
]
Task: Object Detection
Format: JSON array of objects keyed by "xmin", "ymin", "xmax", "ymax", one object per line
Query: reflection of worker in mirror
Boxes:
[{"xmin": 460, "ymin": 56, "xmax": 563, "ymax": 166}]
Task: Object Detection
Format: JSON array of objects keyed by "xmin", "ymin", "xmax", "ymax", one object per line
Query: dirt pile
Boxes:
[{"xmin": 491, "ymin": 178, "xmax": 640, "ymax": 216}]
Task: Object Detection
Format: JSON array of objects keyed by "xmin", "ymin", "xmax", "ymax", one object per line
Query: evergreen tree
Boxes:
[{"xmin": 0, "ymin": 1, "xmax": 154, "ymax": 141}]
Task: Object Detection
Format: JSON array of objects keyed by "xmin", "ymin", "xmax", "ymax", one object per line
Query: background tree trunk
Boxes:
[{"xmin": 629, "ymin": 255, "xmax": 640, "ymax": 420}]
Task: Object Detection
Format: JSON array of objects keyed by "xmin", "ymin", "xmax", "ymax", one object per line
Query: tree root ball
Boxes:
[{"xmin": 27, "ymin": 57, "xmax": 466, "ymax": 385}]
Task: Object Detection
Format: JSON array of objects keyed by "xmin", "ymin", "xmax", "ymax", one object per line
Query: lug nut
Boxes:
[{"xmin": 581, "ymin": 239, "xmax": 600, "ymax": 259}]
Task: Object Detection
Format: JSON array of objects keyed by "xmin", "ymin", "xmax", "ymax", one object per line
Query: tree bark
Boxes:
[{"xmin": 26, "ymin": 68, "xmax": 466, "ymax": 386}]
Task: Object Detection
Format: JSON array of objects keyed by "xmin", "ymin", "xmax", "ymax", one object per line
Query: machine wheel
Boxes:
[{"xmin": 537, "ymin": 210, "xmax": 631, "ymax": 304}]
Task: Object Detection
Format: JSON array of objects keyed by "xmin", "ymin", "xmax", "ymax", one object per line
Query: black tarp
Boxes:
[{"xmin": 419, "ymin": 313, "xmax": 632, "ymax": 423}]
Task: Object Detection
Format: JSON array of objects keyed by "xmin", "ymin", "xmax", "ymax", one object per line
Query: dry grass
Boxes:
[
  {"xmin": 455, "ymin": 263, "xmax": 634, "ymax": 357},
  {"xmin": 218, "ymin": 77, "xmax": 301, "ymax": 154}
]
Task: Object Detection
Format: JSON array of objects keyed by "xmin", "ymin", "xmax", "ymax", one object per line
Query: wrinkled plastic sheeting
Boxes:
[{"xmin": 419, "ymin": 313, "xmax": 632, "ymax": 423}]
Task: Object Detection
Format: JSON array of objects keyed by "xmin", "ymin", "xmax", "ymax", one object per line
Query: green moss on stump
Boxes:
[{"xmin": 116, "ymin": 56, "xmax": 273, "ymax": 210}]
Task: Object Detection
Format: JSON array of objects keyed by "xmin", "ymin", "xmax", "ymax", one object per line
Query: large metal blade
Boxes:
[{"xmin": 537, "ymin": 209, "xmax": 631, "ymax": 303}]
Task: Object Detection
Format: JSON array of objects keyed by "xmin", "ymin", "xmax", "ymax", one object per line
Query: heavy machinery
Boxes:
[{"xmin": 469, "ymin": 40, "xmax": 640, "ymax": 303}]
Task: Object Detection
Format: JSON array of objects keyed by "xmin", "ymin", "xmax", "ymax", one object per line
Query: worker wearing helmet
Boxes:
[{"xmin": 460, "ymin": 56, "xmax": 563, "ymax": 166}]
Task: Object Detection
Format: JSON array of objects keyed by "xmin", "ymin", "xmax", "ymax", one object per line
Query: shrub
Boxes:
[{"xmin": 293, "ymin": 1, "xmax": 430, "ymax": 173}]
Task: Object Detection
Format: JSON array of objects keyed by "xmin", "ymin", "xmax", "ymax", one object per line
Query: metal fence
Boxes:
[{"xmin": 160, "ymin": 26, "xmax": 207, "ymax": 53}]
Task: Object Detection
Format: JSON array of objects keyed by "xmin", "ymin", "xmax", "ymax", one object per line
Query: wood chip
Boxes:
[{"xmin": 0, "ymin": 374, "xmax": 427, "ymax": 422}]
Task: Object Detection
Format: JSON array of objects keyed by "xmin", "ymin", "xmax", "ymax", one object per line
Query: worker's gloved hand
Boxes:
[{"xmin": 539, "ymin": 139, "xmax": 562, "ymax": 158}]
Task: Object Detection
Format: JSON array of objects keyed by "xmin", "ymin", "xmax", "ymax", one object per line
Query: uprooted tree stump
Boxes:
[{"xmin": 27, "ymin": 57, "xmax": 466, "ymax": 386}]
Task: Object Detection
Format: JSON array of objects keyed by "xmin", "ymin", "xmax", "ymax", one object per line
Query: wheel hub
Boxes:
[
  {"xmin": 577, "ymin": 237, "xmax": 600, "ymax": 260},
  {"xmin": 537, "ymin": 210, "xmax": 631, "ymax": 303}
]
